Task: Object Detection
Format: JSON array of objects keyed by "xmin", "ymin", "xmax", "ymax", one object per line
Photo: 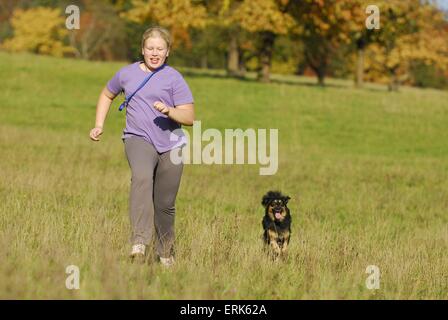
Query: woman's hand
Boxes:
[
  {"xmin": 154, "ymin": 101, "xmax": 195, "ymax": 126},
  {"xmin": 153, "ymin": 101, "xmax": 170, "ymax": 115},
  {"xmin": 89, "ymin": 127, "xmax": 103, "ymax": 141}
]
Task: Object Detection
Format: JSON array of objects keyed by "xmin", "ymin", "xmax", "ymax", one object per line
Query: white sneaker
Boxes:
[
  {"xmin": 131, "ymin": 243, "xmax": 146, "ymax": 257},
  {"xmin": 159, "ymin": 256, "xmax": 175, "ymax": 268}
]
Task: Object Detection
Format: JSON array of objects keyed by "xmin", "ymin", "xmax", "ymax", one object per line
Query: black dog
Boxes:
[{"xmin": 261, "ymin": 191, "xmax": 291, "ymax": 259}]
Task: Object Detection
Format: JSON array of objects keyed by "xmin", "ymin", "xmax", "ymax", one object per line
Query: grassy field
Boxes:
[{"xmin": 0, "ymin": 51, "xmax": 447, "ymax": 299}]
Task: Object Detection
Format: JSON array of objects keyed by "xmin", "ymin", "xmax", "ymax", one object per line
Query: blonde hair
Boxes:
[{"xmin": 141, "ymin": 26, "xmax": 172, "ymax": 49}]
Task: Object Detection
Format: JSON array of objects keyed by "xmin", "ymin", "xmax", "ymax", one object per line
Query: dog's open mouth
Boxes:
[{"xmin": 274, "ymin": 209, "xmax": 283, "ymax": 219}]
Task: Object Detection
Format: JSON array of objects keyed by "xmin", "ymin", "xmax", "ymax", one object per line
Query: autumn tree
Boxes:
[
  {"xmin": 343, "ymin": 0, "xmax": 382, "ymax": 88},
  {"xmin": 1, "ymin": 7, "xmax": 74, "ymax": 57},
  {"xmin": 203, "ymin": 0, "xmax": 245, "ymax": 77},
  {"xmin": 202, "ymin": 0, "xmax": 295, "ymax": 80},
  {"xmin": 289, "ymin": 0, "xmax": 360, "ymax": 86},
  {"xmin": 121, "ymin": 0, "xmax": 207, "ymax": 50},
  {"xmin": 68, "ymin": 1, "xmax": 127, "ymax": 60},
  {"xmin": 364, "ymin": 0, "xmax": 448, "ymax": 91},
  {"xmin": 0, "ymin": 1, "xmax": 15, "ymax": 41},
  {"xmin": 231, "ymin": 0, "xmax": 296, "ymax": 82}
]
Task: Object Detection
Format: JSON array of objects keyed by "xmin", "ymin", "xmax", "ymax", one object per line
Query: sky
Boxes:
[{"xmin": 436, "ymin": 0, "xmax": 448, "ymax": 10}]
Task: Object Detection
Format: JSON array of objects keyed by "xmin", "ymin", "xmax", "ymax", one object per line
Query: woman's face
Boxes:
[{"xmin": 141, "ymin": 36, "xmax": 169, "ymax": 71}]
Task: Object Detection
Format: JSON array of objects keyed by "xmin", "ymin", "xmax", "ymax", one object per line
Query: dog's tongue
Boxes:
[{"xmin": 275, "ymin": 212, "xmax": 282, "ymax": 219}]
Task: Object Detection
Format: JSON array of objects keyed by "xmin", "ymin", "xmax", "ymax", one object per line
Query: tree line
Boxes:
[{"xmin": 1, "ymin": 0, "xmax": 447, "ymax": 90}]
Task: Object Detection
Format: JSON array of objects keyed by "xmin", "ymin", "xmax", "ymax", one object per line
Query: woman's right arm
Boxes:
[{"xmin": 90, "ymin": 86, "xmax": 117, "ymax": 141}]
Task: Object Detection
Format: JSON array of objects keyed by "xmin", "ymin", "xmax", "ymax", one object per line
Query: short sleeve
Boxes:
[
  {"xmin": 106, "ymin": 70, "xmax": 122, "ymax": 95},
  {"xmin": 172, "ymin": 74, "xmax": 194, "ymax": 106}
]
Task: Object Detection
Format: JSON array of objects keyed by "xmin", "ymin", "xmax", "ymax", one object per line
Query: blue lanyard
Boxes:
[{"xmin": 118, "ymin": 63, "xmax": 166, "ymax": 111}]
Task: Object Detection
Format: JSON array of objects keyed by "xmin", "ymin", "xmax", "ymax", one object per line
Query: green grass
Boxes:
[{"xmin": 0, "ymin": 51, "xmax": 447, "ymax": 299}]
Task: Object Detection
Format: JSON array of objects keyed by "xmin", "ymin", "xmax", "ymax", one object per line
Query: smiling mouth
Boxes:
[{"xmin": 150, "ymin": 58, "xmax": 160, "ymax": 64}]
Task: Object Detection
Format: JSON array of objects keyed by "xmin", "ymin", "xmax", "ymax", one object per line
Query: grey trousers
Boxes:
[{"xmin": 124, "ymin": 136, "xmax": 183, "ymax": 258}]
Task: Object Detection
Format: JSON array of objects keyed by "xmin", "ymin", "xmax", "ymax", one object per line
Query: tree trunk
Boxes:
[
  {"xmin": 388, "ymin": 68, "xmax": 400, "ymax": 91},
  {"xmin": 238, "ymin": 47, "xmax": 246, "ymax": 77},
  {"xmin": 317, "ymin": 68, "xmax": 325, "ymax": 86},
  {"xmin": 305, "ymin": 48, "xmax": 327, "ymax": 86},
  {"xmin": 201, "ymin": 55, "xmax": 208, "ymax": 69},
  {"xmin": 308, "ymin": 61, "xmax": 326, "ymax": 86},
  {"xmin": 355, "ymin": 48, "xmax": 365, "ymax": 88},
  {"xmin": 257, "ymin": 31, "xmax": 275, "ymax": 83},
  {"xmin": 295, "ymin": 61, "xmax": 306, "ymax": 75},
  {"xmin": 227, "ymin": 33, "xmax": 240, "ymax": 77},
  {"xmin": 388, "ymin": 77, "xmax": 399, "ymax": 91},
  {"xmin": 69, "ymin": 31, "xmax": 81, "ymax": 58},
  {"xmin": 355, "ymin": 38, "xmax": 366, "ymax": 88}
]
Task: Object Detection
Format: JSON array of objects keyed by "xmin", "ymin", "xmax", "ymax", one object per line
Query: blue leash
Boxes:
[{"xmin": 118, "ymin": 63, "xmax": 166, "ymax": 111}]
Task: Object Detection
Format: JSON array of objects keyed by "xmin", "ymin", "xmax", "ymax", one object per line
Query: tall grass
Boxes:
[{"xmin": 0, "ymin": 52, "xmax": 447, "ymax": 299}]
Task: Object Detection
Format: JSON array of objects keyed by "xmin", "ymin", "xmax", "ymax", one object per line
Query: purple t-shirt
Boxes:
[{"xmin": 107, "ymin": 62, "xmax": 194, "ymax": 153}]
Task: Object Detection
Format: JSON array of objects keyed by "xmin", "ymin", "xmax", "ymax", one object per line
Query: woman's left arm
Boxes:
[{"xmin": 153, "ymin": 102, "xmax": 195, "ymax": 126}]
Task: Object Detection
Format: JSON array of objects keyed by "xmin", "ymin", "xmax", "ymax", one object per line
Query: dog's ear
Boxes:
[
  {"xmin": 261, "ymin": 195, "xmax": 271, "ymax": 207},
  {"xmin": 284, "ymin": 196, "xmax": 291, "ymax": 204}
]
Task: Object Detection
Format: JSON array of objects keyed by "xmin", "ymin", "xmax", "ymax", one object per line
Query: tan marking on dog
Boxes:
[
  {"xmin": 267, "ymin": 207, "xmax": 275, "ymax": 221},
  {"xmin": 267, "ymin": 229, "xmax": 281, "ymax": 256},
  {"xmin": 281, "ymin": 238, "xmax": 289, "ymax": 255}
]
